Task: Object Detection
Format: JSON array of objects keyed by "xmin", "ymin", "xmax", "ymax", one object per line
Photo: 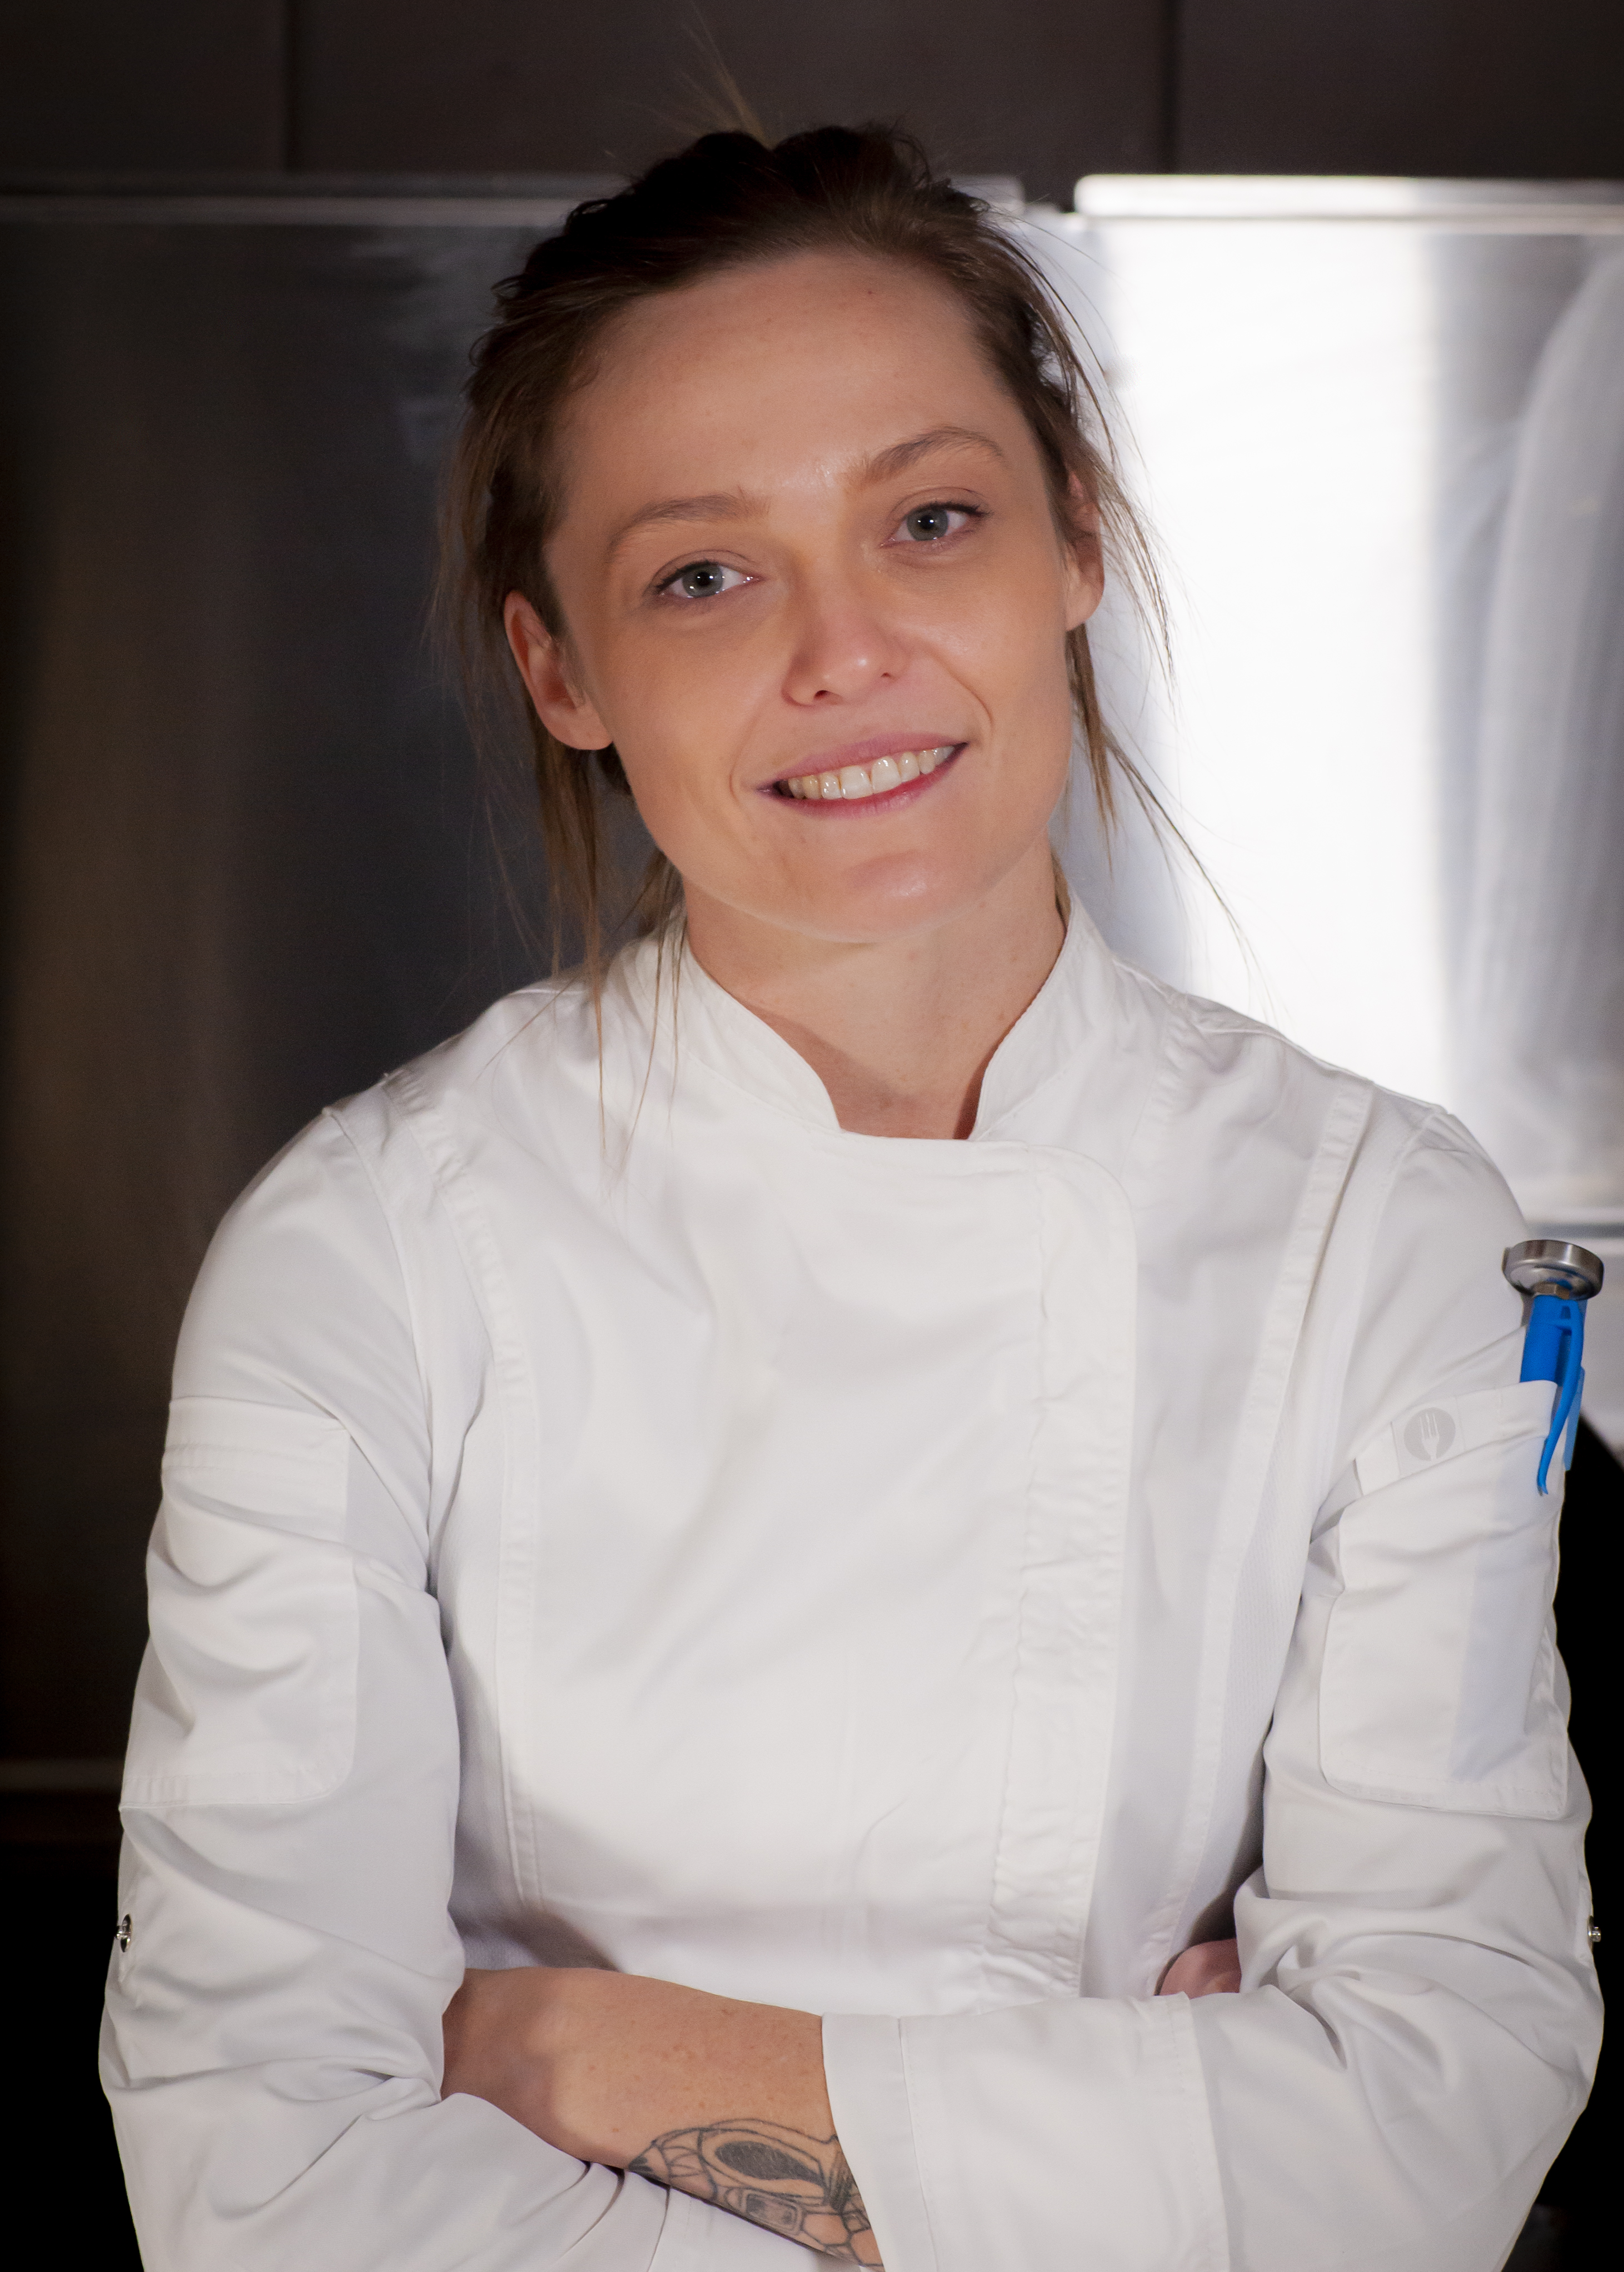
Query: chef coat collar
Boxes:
[{"xmin": 622, "ymin": 901, "xmax": 1131, "ymax": 1141}]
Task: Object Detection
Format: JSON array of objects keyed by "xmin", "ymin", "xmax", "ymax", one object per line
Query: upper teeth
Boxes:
[{"xmin": 781, "ymin": 747, "xmax": 955, "ymax": 801}]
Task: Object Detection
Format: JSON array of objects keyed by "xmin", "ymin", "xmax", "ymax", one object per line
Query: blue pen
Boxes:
[{"xmin": 1502, "ymin": 1240, "xmax": 1606, "ymax": 1493}]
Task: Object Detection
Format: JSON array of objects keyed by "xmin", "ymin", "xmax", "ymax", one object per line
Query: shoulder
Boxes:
[
  {"xmin": 1154, "ymin": 976, "xmax": 1528, "ymax": 1415},
  {"xmin": 1109, "ymin": 961, "xmax": 1376, "ymax": 1189},
  {"xmin": 219, "ymin": 970, "xmax": 602, "ymax": 1226},
  {"xmin": 1141, "ymin": 966, "xmax": 1369, "ymax": 1114},
  {"xmin": 176, "ymin": 973, "xmax": 604, "ymax": 1398},
  {"xmin": 1349, "ymin": 1102, "xmax": 1528, "ymax": 1405},
  {"xmin": 1123, "ymin": 971, "xmax": 1530, "ymax": 1440},
  {"xmin": 1127, "ymin": 960, "xmax": 1501, "ymax": 1191},
  {"xmin": 1111, "ymin": 958, "xmax": 1522, "ymax": 1298},
  {"xmin": 1103, "ymin": 956, "xmax": 1351, "ymax": 1116},
  {"xmin": 366, "ymin": 971, "xmax": 597, "ymax": 1140}
]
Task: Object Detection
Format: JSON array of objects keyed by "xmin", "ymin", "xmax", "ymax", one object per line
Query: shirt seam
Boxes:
[
  {"xmin": 321, "ymin": 1103, "xmax": 439, "ymax": 1442},
  {"xmin": 1326, "ymin": 1102, "xmax": 1494, "ymax": 1471},
  {"xmin": 376, "ymin": 1066, "xmax": 548, "ymax": 1913}
]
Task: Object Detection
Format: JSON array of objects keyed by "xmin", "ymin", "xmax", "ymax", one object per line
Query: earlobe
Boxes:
[
  {"xmin": 1063, "ymin": 479, "xmax": 1106, "ymax": 630},
  {"xmin": 502, "ymin": 591, "xmax": 612, "ymax": 750},
  {"xmin": 1063, "ymin": 538, "xmax": 1105, "ymax": 632}
]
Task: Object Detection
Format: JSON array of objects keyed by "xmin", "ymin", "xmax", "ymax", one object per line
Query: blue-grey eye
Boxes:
[
  {"xmin": 669, "ymin": 561, "xmax": 742, "ymax": 599},
  {"xmin": 901, "ymin": 504, "xmax": 960, "ymax": 541}
]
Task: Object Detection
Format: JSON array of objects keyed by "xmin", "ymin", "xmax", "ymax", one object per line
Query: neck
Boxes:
[{"xmin": 682, "ymin": 840, "xmax": 1066, "ymax": 1140}]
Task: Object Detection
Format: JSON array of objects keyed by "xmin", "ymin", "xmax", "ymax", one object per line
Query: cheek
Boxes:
[
  {"xmin": 606, "ymin": 692, "xmax": 760, "ymax": 882},
  {"xmin": 609, "ymin": 736, "xmax": 704, "ymax": 857},
  {"xmin": 600, "ymin": 613, "xmax": 792, "ymax": 830},
  {"xmin": 937, "ymin": 572, "xmax": 1076, "ymax": 757},
  {"xmin": 936, "ymin": 525, "xmax": 1073, "ymax": 663},
  {"xmin": 593, "ymin": 643, "xmax": 728, "ymax": 803}
]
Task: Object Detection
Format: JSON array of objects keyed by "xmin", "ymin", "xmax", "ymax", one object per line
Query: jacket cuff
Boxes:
[
  {"xmin": 823, "ymin": 2013, "xmax": 940, "ymax": 2272},
  {"xmin": 826, "ymin": 1998, "xmax": 1227, "ymax": 2272}
]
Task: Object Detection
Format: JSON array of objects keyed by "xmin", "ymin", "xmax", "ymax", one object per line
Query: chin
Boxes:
[{"xmin": 782, "ymin": 861, "xmax": 1008, "ymax": 945}]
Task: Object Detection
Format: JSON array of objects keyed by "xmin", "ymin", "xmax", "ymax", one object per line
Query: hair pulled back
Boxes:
[{"xmin": 442, "ymin": 122, "xmax": 1165, "ymax": 982}]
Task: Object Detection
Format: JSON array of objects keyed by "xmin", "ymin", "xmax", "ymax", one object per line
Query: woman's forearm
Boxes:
[
  {"xmin": 628, "ymin": 2113, "xmax": 877, "ymax": 2261},
  {"xmin": 442, "ymin": 1967, "xmax": 881, "ymax": 2263},
  {"xmin": 441, "ymin": 1940, "xmax": 1240, "ymax": 2263}
]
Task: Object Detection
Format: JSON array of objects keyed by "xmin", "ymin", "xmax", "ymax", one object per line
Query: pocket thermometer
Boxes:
[{"xmin": 1503, "ymin": 1239, "xmax": 1606, "ymax": 1493}]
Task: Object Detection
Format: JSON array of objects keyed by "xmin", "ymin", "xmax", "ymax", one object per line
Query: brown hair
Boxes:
[{"xmin": 441, "ymin": 122, "xmax": 1168, "ymax": 985}]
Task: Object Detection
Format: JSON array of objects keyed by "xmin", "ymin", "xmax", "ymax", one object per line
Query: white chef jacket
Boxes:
[{"xmin": 102, "ymin": 908, "xmax": 1601, "ymax": 2272}]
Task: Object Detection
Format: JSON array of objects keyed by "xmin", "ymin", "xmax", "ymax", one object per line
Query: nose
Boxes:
[{"xmin": 780, "ymin": 571, "xmax": 912, "ymax": 707}]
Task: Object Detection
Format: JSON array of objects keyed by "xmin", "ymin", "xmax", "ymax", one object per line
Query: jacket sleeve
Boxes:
[
  {"xmin": 823, "ymin": 1117, "xmax": 1602, "ymax": 2272},
  {"xmin": 101, "ymin": 1107, "xmax": 814, "ymax": 2272}
]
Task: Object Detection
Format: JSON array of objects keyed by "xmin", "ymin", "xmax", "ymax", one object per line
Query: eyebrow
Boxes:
[
  {"xmin": 605, "ymin": 426, "xmax": 1007, "ymax": 558},
  {"xmin": 861, "ymin": 425, "xmax": 1006, "ymax": 482},
  {"xmin": 607, "ymin": 491, "xmax": 750, "ymax": 557}
]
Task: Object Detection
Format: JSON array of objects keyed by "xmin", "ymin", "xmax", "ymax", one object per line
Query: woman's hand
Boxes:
[
  {"xmin": 1158, "ymin": 1936, "xmax": 1242, "ymax": 1998},
  {"xmin": 443, "ymin": 1966, "xmax": 881, "ymax": 2264}
]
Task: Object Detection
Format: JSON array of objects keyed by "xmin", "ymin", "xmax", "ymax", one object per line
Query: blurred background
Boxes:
[{"xmin": 2, "ymin": 6, "xmax": 1619, "ymax": 2263}]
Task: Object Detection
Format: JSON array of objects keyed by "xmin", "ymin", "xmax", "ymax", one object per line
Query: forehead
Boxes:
[{"xmin": 555, "ymin": 249, "xmax": 1025, "ymax": 515}]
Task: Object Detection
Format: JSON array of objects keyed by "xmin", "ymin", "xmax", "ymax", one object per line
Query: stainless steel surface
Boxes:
[
  {"xmin": 1021, "ymin": 179, "xmax": 1624, "ymax": 1449},
  {"xmin": 1502, "ymin": 1240, "xmax": 1606, "ymax": 1300},
  {"xmin": 6, "ymin": 177, "xmax": 1624, "ymax": 1752}
]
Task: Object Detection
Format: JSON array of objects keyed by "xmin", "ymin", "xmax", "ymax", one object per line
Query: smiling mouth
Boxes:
[{"xmin": 771, "ymin": 745, "xmax": 962, "ymax": 805}]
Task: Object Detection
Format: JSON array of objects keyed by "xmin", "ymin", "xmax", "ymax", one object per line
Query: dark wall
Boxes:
[
  {"xmin": 1178, "ymin": 1, "xmax": 1624, "ymax": 177},
  {"xmin": 0, "ymin": 3, "xmax": 287, "ymax": 171},
  {"xmin": 3, "ymin": 1, "xmax": 1623, "ymax": 199},
  {"xmin": 288, "ymin": 3, "xmax": 1163, "ymax": 203}
]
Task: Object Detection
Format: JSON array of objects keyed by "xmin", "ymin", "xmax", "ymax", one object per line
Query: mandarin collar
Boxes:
[{"xmin": 618, "ymin": 903, "xmax": 1140, "ymax": 1143}]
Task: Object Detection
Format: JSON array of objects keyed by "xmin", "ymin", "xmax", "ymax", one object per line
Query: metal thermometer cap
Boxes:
[{"xmin": 1503, "ymin": 1239, "xmax": 1605, "ymax": 1301}]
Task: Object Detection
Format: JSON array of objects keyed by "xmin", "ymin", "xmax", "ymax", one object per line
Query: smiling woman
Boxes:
[
  {"xmin": 442, "ymin": 133, "xmax": 1162, "ymax": 1036},
  {"xmin": 492, "ymin": 237, "xmax": 1102, "ymax": 1137},
  {"xmin": 104, "ymin": 127, "xmax": 1598, "ymax": 2272}
]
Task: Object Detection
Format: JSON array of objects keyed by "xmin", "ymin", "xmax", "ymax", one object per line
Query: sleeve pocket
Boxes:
[
  {"xmin": 122, "ymin": 1397, "xmax": 359, "ymax": 1807},
  {"xmin": 1320, "ymin": 1382, "xmax": 1568, "ymax": 1818}
]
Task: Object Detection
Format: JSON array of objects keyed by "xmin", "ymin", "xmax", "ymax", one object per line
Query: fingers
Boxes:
[{"xmin": 1158, "ymin": 1936, "xmax": 1242, "ymax": 1998}]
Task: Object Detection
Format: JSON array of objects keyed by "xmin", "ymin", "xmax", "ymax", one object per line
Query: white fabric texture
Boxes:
[{"xmin": 102, "ymin": 910, "xmax": 1601, "ymax": 2271}]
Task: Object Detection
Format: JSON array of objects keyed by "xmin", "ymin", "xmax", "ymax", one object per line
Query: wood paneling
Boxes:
[
  {"xmin": 6, "ymin": 5, "xmax": 1623, "ymax": 193},
  {"xmin": 0, "ymin": 2, "xmax": 284, "ymax": 171},
  {"xmin": 1178, "ymin": 1, "xmax": 1624, "ymax": 178},
  {"xmin": 291, "ymin": 1, "xmax": 1165, "ymax": 205}
]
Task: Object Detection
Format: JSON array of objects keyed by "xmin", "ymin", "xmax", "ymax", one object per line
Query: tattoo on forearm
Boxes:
[{"xmin": 628, "ymin": 2118, "xmax": 881, "ymax": 2264}]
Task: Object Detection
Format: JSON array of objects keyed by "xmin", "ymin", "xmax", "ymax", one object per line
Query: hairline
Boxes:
[{"xmin": 531, "ymin": 236, "xmax": 1078, "ymax": 547}]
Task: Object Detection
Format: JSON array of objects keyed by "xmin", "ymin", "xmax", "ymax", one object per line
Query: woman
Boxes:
[{"xmin": 103, "ymin": 129, "xmax": 1598, "ymax": 2271}]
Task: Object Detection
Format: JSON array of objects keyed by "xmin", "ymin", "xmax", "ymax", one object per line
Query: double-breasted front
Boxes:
[{"xmin": 103, "ymin": 912, "xmax": 1600, "ymax": 2270}]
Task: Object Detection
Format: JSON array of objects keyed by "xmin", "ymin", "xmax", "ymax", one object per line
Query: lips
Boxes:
[{"xmin": 773, "ymin": 745, "xmax": 960, "ymax": 803}]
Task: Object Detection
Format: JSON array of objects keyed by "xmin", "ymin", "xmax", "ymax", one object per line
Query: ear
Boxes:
[
  {"xmin": 1061, "ymin": 476, "xmax": 1105, "ymax": 632},
  {"xmin": 503, "ymin": 592, "xmax": 613, "ymax": 750}
]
